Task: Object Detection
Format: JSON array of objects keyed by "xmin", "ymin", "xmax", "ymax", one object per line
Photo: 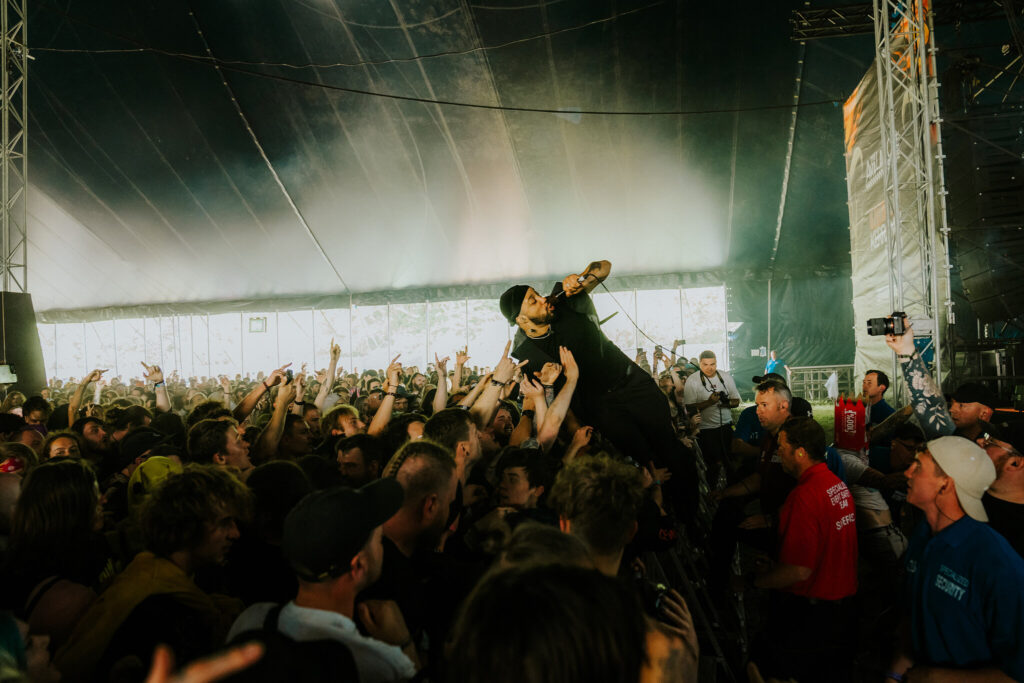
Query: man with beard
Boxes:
[
  {"xmin": 71, "ymin": 417, "xmax": 111, "ymax": 465},
  {"xmin": 499, "ymin": 260, "xmax": 697, "ymax": 519}
]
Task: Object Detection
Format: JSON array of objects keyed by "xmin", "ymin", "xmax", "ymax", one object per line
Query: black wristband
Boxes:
[
  {"xmin": 522, "ymin": 409, "xmax": 535, "ymax": 420},
  {"xmin": 489, "ymin": 379, "xmax": 505, "ymax": 388},
  {"xmin": 294, "ymin": 401, "xmax": 306, "ymax": 406},
  {"xmin": 386, "ymin": 391, "xmax": 397, "ymax": 397}
]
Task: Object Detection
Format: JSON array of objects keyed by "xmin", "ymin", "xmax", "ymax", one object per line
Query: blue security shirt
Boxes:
[
  {"xmin": 904, "ymin": 516, "xmax": 1024, "ymax": 678},
  {"xmin": 733, "ymin": 406, "xmax": 762, "ymax": 446},
  {"xmin": 765, "ymin": 359, "xmax": 783, "ymax": 375}
]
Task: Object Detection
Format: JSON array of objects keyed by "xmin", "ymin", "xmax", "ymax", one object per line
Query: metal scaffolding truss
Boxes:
[
  {"xmin": 792, "ymin": 0, "xmax": 1008, "ymax": 41},
  {"xmin": 0, "ymin": 0, "xmax": 25, "ymax": 294},
  {"xmin": 872, "ymin": 0, "xmax": 955, "ymax": 392}
]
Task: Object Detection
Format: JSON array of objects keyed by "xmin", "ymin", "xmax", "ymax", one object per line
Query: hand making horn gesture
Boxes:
[{"xmin": 493, "ymin": 340, "xmax": 528, "ymax": 385}]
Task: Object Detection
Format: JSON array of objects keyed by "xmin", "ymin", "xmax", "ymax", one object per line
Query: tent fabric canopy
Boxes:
[{"xmin": 26, "ymin": 0, "xmax": 872, "ymax": 317}]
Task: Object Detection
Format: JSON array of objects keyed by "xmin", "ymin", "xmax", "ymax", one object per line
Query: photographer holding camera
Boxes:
[{"xmin": 683, "ymin": 350, "xmax": 740, "ymax": 486}]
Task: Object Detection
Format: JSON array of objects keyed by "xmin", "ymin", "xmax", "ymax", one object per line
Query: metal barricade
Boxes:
[{"xmin": 786, "ymin": 364, "xmax": 856, "ymax": 402}]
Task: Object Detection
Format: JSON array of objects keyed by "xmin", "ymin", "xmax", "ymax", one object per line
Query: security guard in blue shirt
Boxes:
[{"xmin": 888, "ymin": 437, "xmax": 1024, "ymax": 682}]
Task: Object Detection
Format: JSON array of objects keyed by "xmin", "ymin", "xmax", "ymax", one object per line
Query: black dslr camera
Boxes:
[
  {"xmin": 866, "ymin": 311, "xmax": 908, "ymax": 337},
  {"xmin": 715, "ymin": 390, "xmax": 730, "ymax": 402}
]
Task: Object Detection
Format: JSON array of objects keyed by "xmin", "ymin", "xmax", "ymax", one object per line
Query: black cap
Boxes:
[
  {"xmin": 752, "ymin": 372, "xmax": 787, "ymax": 385},
  {"xmin": 499, "ymin": 285, "xmax": 530, "ymax": 325},
  {"xmin": 790, "ymin": 396, "xmax": 813, "ymax": 418},
  {"xmin": 952, "ymin": 382, "xmax": 996, "ymax": 408},
  {"xmin": 119, "ymin": 427, "xmax": 173, "ymax": 464},
  {"xmin": 282, "ymin": 479, "xmax": 404, "ymax": 582}
]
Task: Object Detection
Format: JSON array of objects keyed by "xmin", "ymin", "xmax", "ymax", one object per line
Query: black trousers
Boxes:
[
  {"xmin": 586, "ymin": 370, "xmax": 699, "ymax": 522},
  {"xmin": 698, "ymin": 424, "xmax": 733, "ymax": 487},
  {"xmin": 751, "ymin": 592, "xmax": 856, "ymax": 683}
]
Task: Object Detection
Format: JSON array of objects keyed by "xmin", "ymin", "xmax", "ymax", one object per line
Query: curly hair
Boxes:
[
  {"xmin": 141, "ymin": 464, "xmax": 253, "ymax": 557},
  {"xmin": 547, "ymin": 454, "xmax": 644, "ymax": 556}
]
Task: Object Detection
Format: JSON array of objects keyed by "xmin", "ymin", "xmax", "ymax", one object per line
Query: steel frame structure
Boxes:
[
  {"xmin": 792, "ymin": 0, "xmax": 1006, "ymax": 41},
  {"xmin": 872, "ymin": 0, "xmax": 955, "ymax": 395},
  {"xmin": 0, "ymin": 0, "xmax": 26, "ymax": 294}
]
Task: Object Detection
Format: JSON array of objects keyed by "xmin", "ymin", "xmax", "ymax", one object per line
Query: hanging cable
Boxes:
[
  {"xmin": 185, "ymin": 6, "xmax": 351, "ymax": 293},
  {"xmin": 31, "ymin": 0, "xmax": 665, "ymax": 70},
  {"xmin": 28, "ymin": 0, "xmax": 844, "ymax": 116}
]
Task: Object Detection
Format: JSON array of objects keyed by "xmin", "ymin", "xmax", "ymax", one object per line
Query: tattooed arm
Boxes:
[{"xmin": 886, "ymin": 327, "xmax": 954, "ymax": 439}]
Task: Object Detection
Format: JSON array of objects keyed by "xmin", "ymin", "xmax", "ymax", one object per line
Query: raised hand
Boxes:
[
  {"xmin": 275, "ymin": 379, "xmax": 297, "ymax": 409},
  {"xmin": 520, "ymin": 376, "xmax": 544, "ymax": 401},
  {"xmin": 647, "ymin": 461, "xmax": 672, "ymax": 485},
  {"xmin": 434, "ymin": 354, "xmax": 450, "ymax": 377},
  {"xmin": 571, "ymin": 425, "xmax": 594, "ymax": 449},
  {"xmin": 144, "ymin": 642, "xmax": 263, "ymax": 683},
  {"xmin": 265, "ymin": 363, "xmax": 292, "ymax": 388},
  {"xmin": 386, "ymin": 354, "xmax": 403, "ymax": 388},
  {"xmin": 885, "ymin": 321, "xmax": 916, "ymax": 356},
  {"xmin": 140, "ymin": 363, "xmax": 163, "ymax": 384},
  {"xmin": 559, "ymin": 346, "xmax": 579, "ymax": 383},
  {"xmin": 330, "ymin": 338, "xmax": 342, "ymax": 363},
  {"xmin": 456, "ymin": 347, "xmax": 470, "ymax": 367},
  {"xmin": 534, "ymin": 362, "xmax": 562, "ymax": 386},
  {"xmin": 86, "ymin": 368, "xmax": 109, "ymax": 385},
  {"xmin": 561, "ymin": 273, "xmax": 585, "ymax": 297},
  {"xmin": 493, "ymin": 341, "xmax": 528, "ymax": 384},
  {"xmin": 218, "ymin": 375, "xmax": 231, "ymax": 393}
]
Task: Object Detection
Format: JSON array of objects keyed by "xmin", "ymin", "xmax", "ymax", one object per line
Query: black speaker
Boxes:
[
  {"xmin": 944, "ymin": 113, "xmax": 1024, "ymax": 231},
  {"xmin": 955, "ymin": 238, "xmax": 1024, "ymax": 322},
  {"xmin": 943, "ymin": 111, "xmax": 1024, "ymax": 323},
  {"xmin": 0, "ymin": 292, "xmax": 47, "ymax": 394}
]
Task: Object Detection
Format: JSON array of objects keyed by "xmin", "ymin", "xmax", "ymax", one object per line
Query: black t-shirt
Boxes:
[
  {"xmin": 757, "ymin": 431, "xmax": 795, "ymax": 517},
  {"xmin": 510, "ymin": 289, "xmax": 637, "ymax": 401},
  {"xmin": 983, "ymin": 492, "xmax": 1024, "ymax": 559}
]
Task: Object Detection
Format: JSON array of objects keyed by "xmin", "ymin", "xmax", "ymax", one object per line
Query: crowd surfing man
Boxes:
[{"xmin": 499, "ymin": 259, "xmax": 698, "ymax": 518}]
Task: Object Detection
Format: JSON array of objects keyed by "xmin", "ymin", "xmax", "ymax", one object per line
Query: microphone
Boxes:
[{"xmin": 549, "ymin": 275, "xmax": 587, "ymax": 303}]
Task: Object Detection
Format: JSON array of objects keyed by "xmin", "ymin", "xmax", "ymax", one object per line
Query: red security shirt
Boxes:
[{"xmin": 777, "ymin": 462, "xmax": 858, "ymax": 600}]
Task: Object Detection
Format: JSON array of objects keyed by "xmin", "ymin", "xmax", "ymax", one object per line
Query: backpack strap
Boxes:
[
  {"xmin": 23, "ymin": 575, "xmax": 62, "ymax": 619},
  {"xmin": 262, "ymin": 603, "xmax": 286, "ymax": 631}
]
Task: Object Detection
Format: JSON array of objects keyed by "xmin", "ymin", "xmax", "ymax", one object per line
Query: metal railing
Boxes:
[{"xmin": 787, "ymin": 364, "xmax": 857, "ymax": 402}]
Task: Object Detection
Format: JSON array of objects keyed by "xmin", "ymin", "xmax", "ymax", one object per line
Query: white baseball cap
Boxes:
[{"xmin": 927, "ymin": 436, "xmax": 996, "ymax": 522}]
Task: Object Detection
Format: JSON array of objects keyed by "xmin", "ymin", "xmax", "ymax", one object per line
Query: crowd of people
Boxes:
[{"xmin": 0, "ymin": 261, "xmax": 1020, "ymax": 683}]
